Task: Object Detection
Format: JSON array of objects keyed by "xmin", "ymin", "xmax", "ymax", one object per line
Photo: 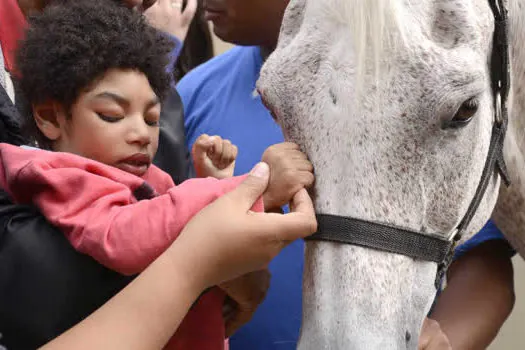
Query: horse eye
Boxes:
[{"xmin": 443, "ymin": 98, "xmax": 479, "ymax": 129}]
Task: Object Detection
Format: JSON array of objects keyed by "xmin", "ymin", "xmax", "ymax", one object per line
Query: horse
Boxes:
[{"xmin": 257, "ymin": 0, "xmax": 525, "ymax": 348}]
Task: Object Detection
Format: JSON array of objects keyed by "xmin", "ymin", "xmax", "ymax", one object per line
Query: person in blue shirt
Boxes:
[
  {"xmin": 178, "ymin": 2, "xmax": 298, "ymax": 349},
  {"xmin": 177, "ymin": 0, "xmax": 516, "ymax": 348}
]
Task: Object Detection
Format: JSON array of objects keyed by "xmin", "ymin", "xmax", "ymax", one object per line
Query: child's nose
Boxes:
[{"xmin": 127, "ymin": 121, "xmax": 151, "ymax": 146}]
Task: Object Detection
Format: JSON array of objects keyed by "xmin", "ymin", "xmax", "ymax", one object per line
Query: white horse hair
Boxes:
[
  {"xmin": 322, "ymin": 0, "xmax": 409, "ymax": 96},
  {"xmin": 257, "ymin": 0, "xmax": 525, "ymax": 348}
]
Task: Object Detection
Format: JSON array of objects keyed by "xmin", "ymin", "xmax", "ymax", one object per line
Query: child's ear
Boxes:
[{"xmin": 32, "ymin": 101, "xmax": 67, "ymax": 141}]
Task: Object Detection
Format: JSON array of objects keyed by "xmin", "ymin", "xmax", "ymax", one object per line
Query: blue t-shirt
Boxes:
[
  {"xmin": 178, "ymin": 46, "xmax": 304, "ymax": 349},
  {"xmin": 455, "ymin": 219, "xmax": 515, "ymax": 259}
]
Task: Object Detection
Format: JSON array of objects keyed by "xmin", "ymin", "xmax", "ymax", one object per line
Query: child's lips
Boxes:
[{"xmin": 117, "ymin": 153, "xmax": 151, "ymax": 177}]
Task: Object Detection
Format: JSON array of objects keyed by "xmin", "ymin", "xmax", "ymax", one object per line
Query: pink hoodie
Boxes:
[{"xmin": 0, "ymin": 143, "xmax": 263, "ymax": 349}]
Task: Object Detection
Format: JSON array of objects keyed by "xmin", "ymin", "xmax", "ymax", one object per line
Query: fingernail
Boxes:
[{"xmin": 251, "ymin": 162, "xmax": 269, "ymax": 178}]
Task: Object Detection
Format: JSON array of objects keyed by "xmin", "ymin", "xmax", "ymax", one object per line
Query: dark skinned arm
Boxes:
[{"xmin": 428, "ymin": 239, "xmax": 515, "ymax": 349}]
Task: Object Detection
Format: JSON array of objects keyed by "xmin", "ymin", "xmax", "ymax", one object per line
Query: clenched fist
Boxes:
[{"xmin": 192, "ymin": 134, "xmax": 238, "ymax": 179}]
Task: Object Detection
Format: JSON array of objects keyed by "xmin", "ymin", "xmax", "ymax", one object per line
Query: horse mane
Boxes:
[{"xmin": 323, "ymin": 0, "xmax": 410, "ymax": 95}]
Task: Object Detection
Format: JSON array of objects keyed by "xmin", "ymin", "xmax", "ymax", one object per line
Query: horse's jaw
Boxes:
[{"xmin": 298, "ymin": 242, "xmax": 437, "ymax": 350}]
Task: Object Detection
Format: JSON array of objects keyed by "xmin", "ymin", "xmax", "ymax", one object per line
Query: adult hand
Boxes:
[
  {"xmin": 39, "ymin": 162, "xmax": 314, "ymax": 350},
  {"xmin": 169, "ymin": 162, "xmax": 317, "ymax": 291},
  {"xmin": 418, "ymin": 318, "xmax": 452, "ymax": 350},
  {"xmin": 261, "ymin": 142, "xmax": 314, "ymax": 211},
  {"xmin": 220, "ymin": 269, "xmax": 271, "ymax": 337},
  {"xmin": 143, "ymin": 0, "xmax": 198, "ymax": 41}
]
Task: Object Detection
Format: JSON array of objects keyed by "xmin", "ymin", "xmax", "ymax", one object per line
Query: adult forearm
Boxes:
[
  {"xmin": 430, "ymin": 241, "xmax": 515, "ymax": 349},
  {"xmin": 40, "ymin": 241, "xmax": 204, "ymax": 350}
]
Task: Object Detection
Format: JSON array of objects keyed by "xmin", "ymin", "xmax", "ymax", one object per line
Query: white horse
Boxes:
[{"xmin": 257, "ymin": 0, "xmax": 525, "ymax": 348}]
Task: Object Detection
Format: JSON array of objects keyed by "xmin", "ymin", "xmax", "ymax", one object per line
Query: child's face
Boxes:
[{"xmin": 50, "ymin": 69, "xmax": 161, "ymax": 177}]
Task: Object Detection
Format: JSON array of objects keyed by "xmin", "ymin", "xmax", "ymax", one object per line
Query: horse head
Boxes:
[{"xmin": 257, "ymin": 0, "xmax": 522, "ymax": 348}]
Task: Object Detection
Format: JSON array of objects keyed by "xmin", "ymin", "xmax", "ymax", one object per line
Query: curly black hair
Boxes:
[{"xmin": 15, "ymin": 0, "xmax": 174, "ymax": 147}]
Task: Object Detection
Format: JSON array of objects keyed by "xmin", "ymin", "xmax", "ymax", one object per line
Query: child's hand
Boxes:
[
  {"xmin": 220, "ymin": 269, "xmax": 271, "ymax": 337},
  {"xmin": 192, "ymin": 134, "xmax": 238, "ymax": 179},
  {"xmin": 261, "ymin": 142, "xmax": 314, "ymax": 211}
]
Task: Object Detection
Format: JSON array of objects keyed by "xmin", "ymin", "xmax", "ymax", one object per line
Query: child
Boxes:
[{"xmin": 1, "ymin": 1, "xmax": 314, "ymax": 349}]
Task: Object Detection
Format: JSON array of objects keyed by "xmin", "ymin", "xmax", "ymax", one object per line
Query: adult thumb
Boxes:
[{"xmin": 230, "ymin": 162, "xmax": 270, "ymax": 209}]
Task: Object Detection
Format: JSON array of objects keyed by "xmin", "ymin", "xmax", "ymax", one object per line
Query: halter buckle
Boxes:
[{"xmin": 435, "ymin": 229, "xmax": 462, "ymax": 288}]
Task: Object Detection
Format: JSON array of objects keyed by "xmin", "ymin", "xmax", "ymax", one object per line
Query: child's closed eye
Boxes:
[
  {"xmin": 97, "ymin": 113, "xmax": 123, "ymax": 123},
  {"xmin": 145, "ymin": 119, "xmax": 160, "ymax": 127},
  {"xmin": 144, "ymin": 111, "xmax": 160, "ymax": 127}
]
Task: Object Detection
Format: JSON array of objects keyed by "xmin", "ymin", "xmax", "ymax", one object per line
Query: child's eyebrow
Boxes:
[
  {"xmin": 93, "ymin": 92, "xmax": 130, "ymax": 107},
  {"xmin": 93, "ymin": 92, "xmax": 160, "ymax": 109}
]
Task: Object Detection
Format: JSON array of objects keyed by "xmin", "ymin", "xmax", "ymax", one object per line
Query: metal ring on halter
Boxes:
[{"xmin": 171, "ymin": 1, "xmax": 183, "ymax": 9}]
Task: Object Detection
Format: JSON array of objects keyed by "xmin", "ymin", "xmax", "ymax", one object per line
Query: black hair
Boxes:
[{"xmin": 15, "ymin": 0, "xmax": 174, "ymax": 147}]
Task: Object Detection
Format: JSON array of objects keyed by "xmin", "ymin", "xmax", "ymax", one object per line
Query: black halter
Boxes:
[{"xmin": 305, "ymin": 0, "xmax": 511, "ymax": 288}]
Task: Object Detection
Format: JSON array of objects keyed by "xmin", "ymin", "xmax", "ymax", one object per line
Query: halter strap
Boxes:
[{"xmin": 308, "ymin": 214, "xmax": 456, "ymax": 264}]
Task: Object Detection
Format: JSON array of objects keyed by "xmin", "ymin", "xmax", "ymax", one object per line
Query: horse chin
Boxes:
[{"xmin": 298, "ymin": 242, "xmax": 437, "ymax": 350}]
